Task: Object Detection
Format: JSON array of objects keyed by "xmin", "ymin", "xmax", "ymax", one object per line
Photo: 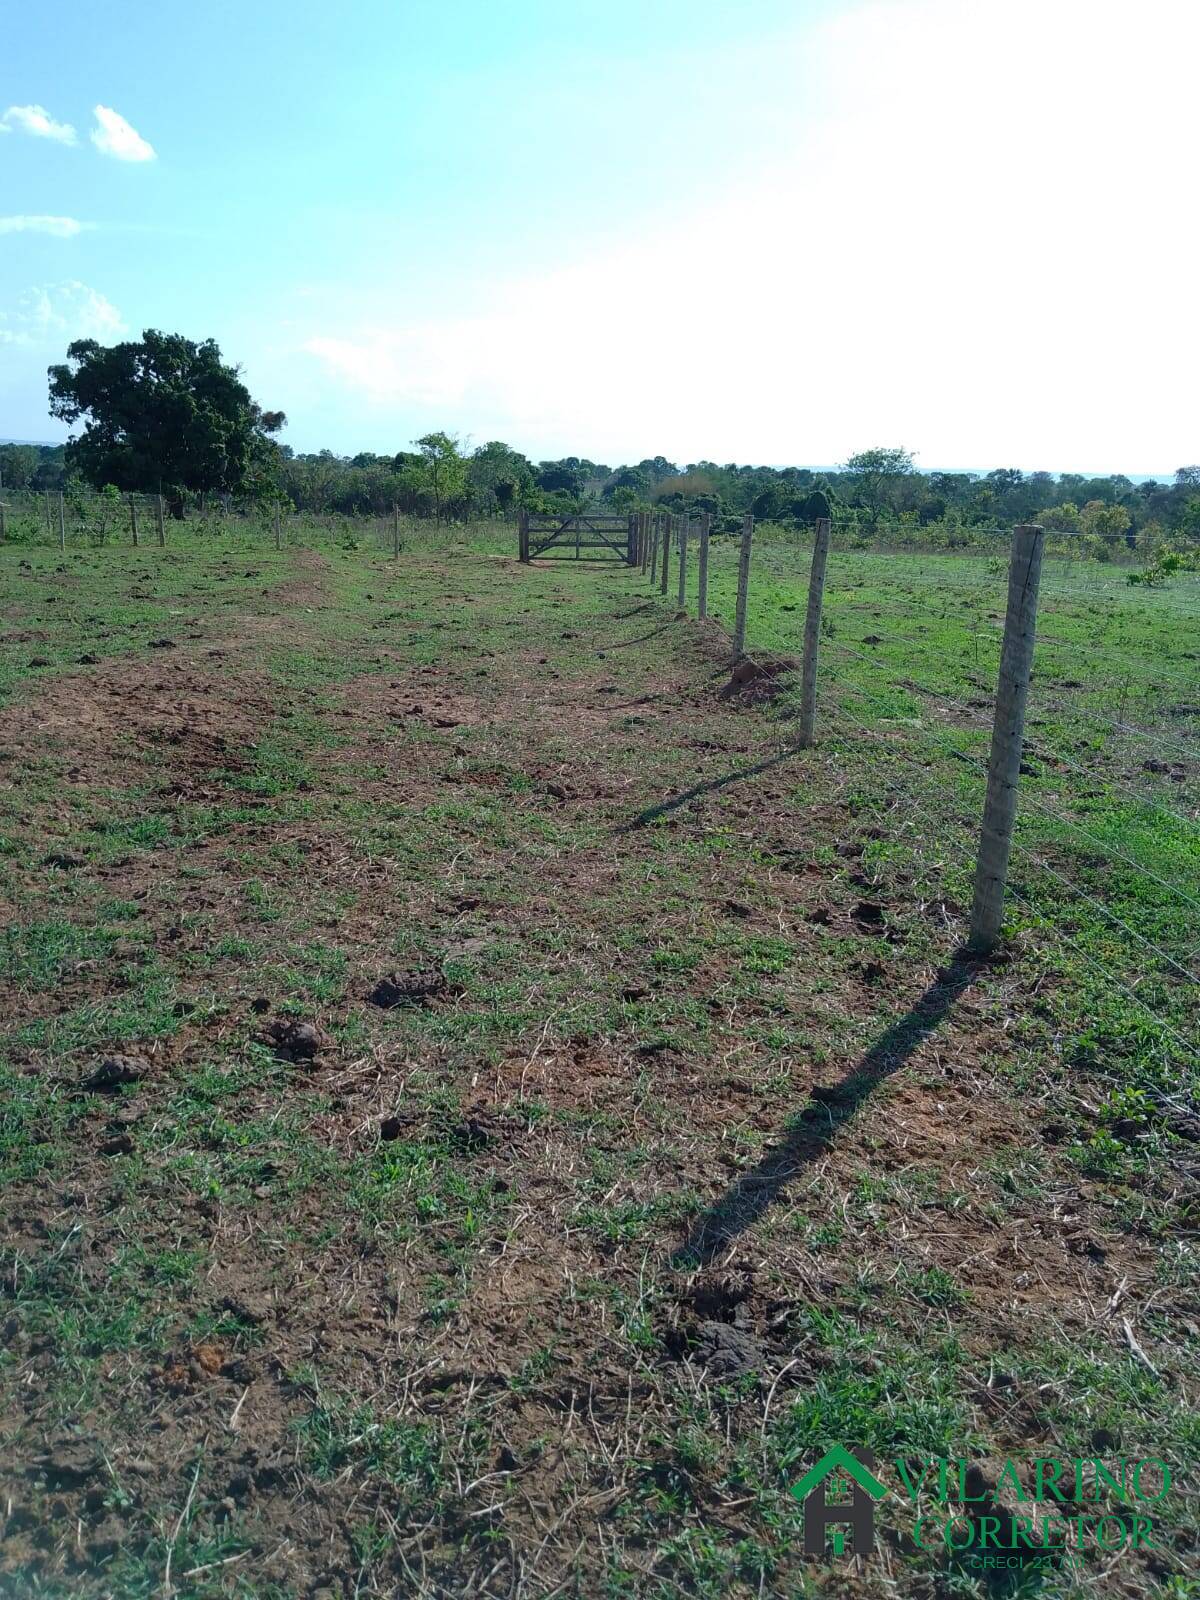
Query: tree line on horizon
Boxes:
[{"xmin": 4, "ymin": 328, "xmax": 1197, "ymax": 549}]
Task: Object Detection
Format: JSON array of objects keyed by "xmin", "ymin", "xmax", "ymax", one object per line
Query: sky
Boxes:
[{"xmin": 1, "ymin": 0, "xmax": 1198, "ymax": 475}]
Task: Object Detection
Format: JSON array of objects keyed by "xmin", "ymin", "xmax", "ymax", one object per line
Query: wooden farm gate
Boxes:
[{"xmin": 518, "ymin": 509, "xmax": 636, "ymax": 564}]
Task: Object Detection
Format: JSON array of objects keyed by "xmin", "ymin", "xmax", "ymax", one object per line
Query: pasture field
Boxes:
[{"xmin": 0, "ymin": 521, "xmax": 1196, "ymax": 1599}]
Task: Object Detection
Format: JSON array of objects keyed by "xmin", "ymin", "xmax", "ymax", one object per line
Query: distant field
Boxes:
[{"xmin": 0, "ymin": 521, "xmax": 1196, "ymax": 1598}]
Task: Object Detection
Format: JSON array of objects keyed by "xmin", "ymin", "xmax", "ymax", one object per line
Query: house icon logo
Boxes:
[{"xmin": 790, "ymin": 1445, "xmax": 887, "ymax": 1556}]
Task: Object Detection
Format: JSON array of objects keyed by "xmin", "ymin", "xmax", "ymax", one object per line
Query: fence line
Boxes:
[
  {"xmin": 1003, "ymin": 882, "xmax": 1199, "ymax": 1063},
  {"xmin": 819, "ymin": 700, "xmax": 1200, "ymax": 1062},
  {"xmin": 823, "ymin": 696, "xmax": 1198, "ymax": 1049},
  {"xmin": 2, "ymin": 490, "xmax": 1195, "ymax": 1057},
  {"xmin": 825, "ymin": 636, "xmax": 1200, "ymax": 836},
  {"xmin": 828, "ymin": 665, "xmax": 1200, "ymax": 922},
  {"xmin": 619, "ymin": 509, "xmax": 1198, "ymax": 1061}
]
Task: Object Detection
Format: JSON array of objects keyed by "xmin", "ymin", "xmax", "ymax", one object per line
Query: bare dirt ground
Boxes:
[{"xmin": 0, "ymin": 538, "xmax": 1195, "ymax": 1599}]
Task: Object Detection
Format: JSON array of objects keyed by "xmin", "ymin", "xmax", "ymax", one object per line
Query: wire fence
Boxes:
[
  {"xmin": 3, "ymin": 488, "xmax": 1196, "ymax": 1075},
  {"xmin": 0, "ymin": 487, "xmax": 462, "ymax": 557},
  {"xmin": 613, "ymin": 508, "xmax": 1199, "ymax": 1079}
]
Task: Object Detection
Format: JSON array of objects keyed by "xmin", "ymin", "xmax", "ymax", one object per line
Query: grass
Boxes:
[
  {"xmin": 690, "ymin": 528, "xmax": 1199, "ymax": 1083},
  {"xmin": 0, "ymin": 513, "xmax": 1195, "ymax": 1597}
]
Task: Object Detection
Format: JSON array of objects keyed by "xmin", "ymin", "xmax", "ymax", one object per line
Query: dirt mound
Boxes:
[{"xmin": 718, "ymin": 654, "xmax": 798, "ymax": 703}]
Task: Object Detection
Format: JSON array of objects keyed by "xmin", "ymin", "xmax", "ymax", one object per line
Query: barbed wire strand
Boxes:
[
  {"xmin": 1002, "ymin": 881, "xmax": 1199, "ymax": 1061},
  {"xmin": 822, "ymin": 704, "xmax": 1199, "ymax": 1054},
  {"xmin": 822, "ymin": 647, "xmax": 1200, "ymax": 836},
  {"xmin": 825, "ymin": 673, "xmax": 1200, "ymax": 918}
]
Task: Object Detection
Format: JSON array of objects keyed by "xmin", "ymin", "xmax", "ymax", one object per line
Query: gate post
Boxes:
[
  {"xmin": 518, "ymin": 508, "xmax": 530, "ymax": 563},
  {"xmin": 627, "ymin": 512, "xmax": 637, "ymax": 566}
]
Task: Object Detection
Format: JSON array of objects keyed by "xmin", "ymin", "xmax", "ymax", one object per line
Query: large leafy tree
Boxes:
[
  {"xmin": 635, "ymin": 455, "xmax": 679, "ymax": 485},
  {"xmin": 0, "ymin": 443, "xmax": 41, "ymax": 489},
  {"xmin": 603, "ymin": 465, "xmax": 649, "ymax": 500},
  {"xmin": 414, "ymin": 432, "xmax": 468, "ymax": 522},
  {"xmin": 536, "ymin": 459, "xmax": 588, "ymax": 496},
  {"xmin": 844, "ymin": 446, "xmax": 916, "ymax": 519},
  {"xmin": 47, "ymin": 329, "xmax": 285, "ymax": 506},
  {"xmin": 468, "ymin": 440, "xmax": 534, "ymax": 515}
]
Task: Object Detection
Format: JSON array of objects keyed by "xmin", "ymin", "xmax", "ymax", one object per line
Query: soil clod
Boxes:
[
  {"xmin": 694, "ymin": 1320, "xmax": 764, "ymax": 1378},
  {"xmin": 367, "ymin": 970, "xmax": 450, "ymax": 1008},
  {"xmin": 263, "ymin": 1018, "xmax": 326, "ymax": 1061},
  {"xmin": 82, "ymin": 1055, "xmax": 150, "ymax": 1091},
  {"xmin": 852, "ymin": 899, "xmax": 886, "ymax": 926}
]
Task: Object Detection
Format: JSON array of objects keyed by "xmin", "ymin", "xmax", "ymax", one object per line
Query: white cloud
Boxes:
[
  {"xmin": 0, "ymin": 281, "xmax": 126, "ymax": 347},
  {"xmin": 302, "ymin": 0, "xmax": 1200, "ymax": 471},
  {"xmin": 0, "ymin": 215, "xmax": 88, "ymax": 238},
  {"xmin": 0, "ymin": 104, "xmax": 77, "ymax": 144},
  {"xmin": 90, "ymin": 105, "xmax": 155, "ymax": 162}
]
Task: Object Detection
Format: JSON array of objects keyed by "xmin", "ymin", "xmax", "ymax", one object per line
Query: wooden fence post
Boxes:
[
  {"xmin": 0, "ymin": 503, "xmax": 6, "ymax": 542},
  {"xmin": 627, "ymin": 512, "xmax": 637, "ymax": 566},
  {"xmin": 274, "ymin": 505, "xmax": 282, "ymax": 551},
  {"xmin": 649, "ymin": 515, "xmax": 659, "ymax": 584},
  {"xmin": 129, "ymin": 495, "xmax": 139, "ymax": 547},
  {"xmin": 518, "ymin": 507, "xmax": 530, "ymax": 563},
  {"xmin": 697, "ymin": 512, "xmax": 711, "ymax": 620},
  {"xmin": 639, "ymin": 511, "xmax": 649, "ymax": 574},
  {"xmin": 45, "ymin": 489, "xmax": 51, "ymax": 532},
  {"xmin": 660, "ymin": 513, "xmax": 672, "ymax": 595},
  {"xmin": 676, "ymin": 513, "xmax": 689, "ymax": 610},
  {"xmin": 797, "ymin": 517, "xmax": 832, "ymax": 747},
  {"xmin": 731, "ymin": 512, "xmax": 754, "ymax": 661},
  {"xmin": 392, "ymin": 502, "xmax": 400, "ymax": 558},
  {"xmin": 58, "ymin": 492, "xmax": 66, "ymax": 552},
  {"xmin": 969, "ymin": 524, "xmax": 1046, "ymax": 952},
  {"xmin": 155, "ymin": 495, "xmax": 166, "ymax": 546}
]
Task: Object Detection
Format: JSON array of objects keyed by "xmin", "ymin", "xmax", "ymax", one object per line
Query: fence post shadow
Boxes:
[
  {"xmin": 672, "ymin": 950, "xmax": 987, "ymax": 1269},
  {"xmin": 619, "ymin": 747, "xmax": 802, "ymax": 833}
]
